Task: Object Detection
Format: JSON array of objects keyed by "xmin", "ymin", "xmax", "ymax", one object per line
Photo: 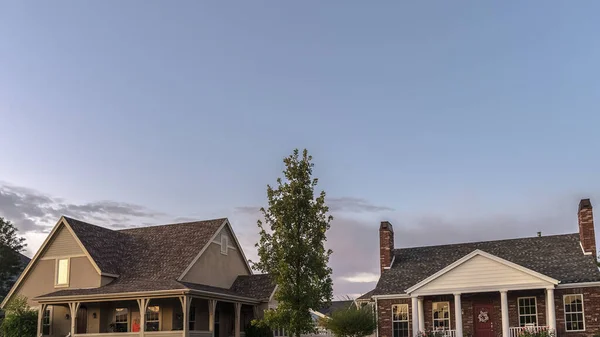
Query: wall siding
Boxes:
[
  {"xmin": 42, "ymin": 226, "xmax": 84, "ymax": 257},
  {"xmin": 418, "ymin": 256, "xmax": 547, "ymax": 293}
]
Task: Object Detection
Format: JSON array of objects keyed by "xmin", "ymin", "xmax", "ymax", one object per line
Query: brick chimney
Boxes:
[
  {"xmin": 379, "ymin": 221, "xmax": 394, "ymax": 274},
  {"xmin": 578, "ymin": 199, "xmax": 596, "ymax": 258}
]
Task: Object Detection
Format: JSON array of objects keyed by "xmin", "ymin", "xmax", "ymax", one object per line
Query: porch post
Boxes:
[
  {"xmin": 137, "ymin": 298, "xmax": 148, "ymax": 337},
  {"xmin": 180, "ymin": 296, "xmax": 191, "ymax": 337},
  {"xmin": 500, "ymin": 291, "xmax": 509, "ymax": 337},
  {"xmin": 411, "ymin": 296, "xmax": 419, "ymax": 337},
  {"xmin": 454, "ymin": 294, "xmax": 463, "ymax": 337},
  {"xmin": 546, "ymin": 288, "xmax": 556, "ymax": 331},
  {"xmin": 208, "ymin": 300, "xmax": 218, "ymax": 337},
  {"xmin": 68, "ymin": 302, "xmax": 80, "ymax": 336},
  {"xmin": 417, "ymin": 298, "xmax": 424, "ymax": 332},
  {"xmin": 234, "ymin": 303, "xmax": 242, "ymax": 337},
  {"xmin": 253, "ymin": 305, "xmax": 260, "ymax": 320},
  {"xmin": 37, "ymin": 304, "xmax": 47, "ymax": 336}
]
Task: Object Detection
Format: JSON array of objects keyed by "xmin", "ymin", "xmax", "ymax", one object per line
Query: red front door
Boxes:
[{"xmin": 473, "ymin": 304, "xmax": 494, "ymax": 337}]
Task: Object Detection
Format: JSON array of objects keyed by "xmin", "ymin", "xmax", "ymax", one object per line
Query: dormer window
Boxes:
[
  {"xmin": 221, "ymin": 235, "xmax": 229, "ymax": 255},
  {"xmin": 55, "ymin": 258, "xmax": 69, "ymax": 287}
]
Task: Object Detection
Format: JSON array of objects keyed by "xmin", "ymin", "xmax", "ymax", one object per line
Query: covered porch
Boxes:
[{"xmin": 36, "ymin": 291, "xmax": 260, "ymax": 337}]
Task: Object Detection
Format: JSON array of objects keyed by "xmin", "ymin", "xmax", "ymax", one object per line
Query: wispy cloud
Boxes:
[
  {"xmin": 340, "ymin": 272, "xmax": 380, "ymax": 283},
  {"xmin": 328, "ymin": 197, "xmax": 394, "ymax": 213}
]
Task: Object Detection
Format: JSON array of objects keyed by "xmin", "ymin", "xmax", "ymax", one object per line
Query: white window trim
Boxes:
[
  {"xmin": 432, "ymin": 301, "xmax": 451, "ymax": 330},
  {"xmin": 42, "ymin": 306, "xmax": 53, "ymax": 335},
  {"xmin": 392, "ymin": 304, "xmax": 410, "ymax": 337},
  {"xmin": 563, "ymin": 294, "xmax": 586, "ymax": 332},
  {"xmin": 146, "ymin": 305, "xmax": 161, "ymax": 331},
  {"xmin": 517, "ymin": 297, "xmax": 538, "ymax": 327},
  {"xmin": 115, "ymin": 307, "xmax": 129, "ymax": 332},
  {"xmin": 220, "ymin": 235, "xmax": 229, "ymax": 255},
  {"xmin": 54, "ymin": 258, "xmax": 70, "ymax": 288}
]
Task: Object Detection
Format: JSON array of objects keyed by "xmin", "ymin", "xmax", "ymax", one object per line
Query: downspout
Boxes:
[{"xmin": 375, "ymin": 297, "xmax": 379, "ymax": 337}]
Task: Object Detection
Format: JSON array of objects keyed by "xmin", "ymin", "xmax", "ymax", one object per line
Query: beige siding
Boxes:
[
  {"xmin": 182, "ymin": 226, "xmax": 250, "ymax": 288},
  {"xmin": 417, "ymin": 255, "xmax": 548, "ymax": 293},
  {"xmin": 52, "ymin": 305, "xmax": 71, "ymax": 337},
  {"xmin": 42, "ymin": 226, "xmax": 85, "ymax": 258}
]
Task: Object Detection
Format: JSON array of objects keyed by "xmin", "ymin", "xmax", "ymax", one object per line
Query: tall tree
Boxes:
[
  {"xmin": 0, "ymin": 217, "xmax": 26, "ymax": 302},
  {"xmin": 254, "ymin": 149, "xmax": 334, "ymax": 337}
]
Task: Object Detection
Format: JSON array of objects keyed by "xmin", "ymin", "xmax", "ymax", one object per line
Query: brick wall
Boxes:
[{"xmin": 376, "ymin": 288, "xmax": 600, "ymax": 337}]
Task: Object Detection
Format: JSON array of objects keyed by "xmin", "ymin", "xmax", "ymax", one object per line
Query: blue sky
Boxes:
[{"xmin": 1, "ymin": 1, "xmax": 600, "ymax": 297}]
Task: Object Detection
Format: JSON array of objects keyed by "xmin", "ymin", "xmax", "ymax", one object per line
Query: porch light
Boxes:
[
  {"xmin": 93, "ymin": 312, "xmax": 97, "ymax": 319},
  {"xmin": 65, "ymin": 314, "xmax": 70, "ymax": 320}
]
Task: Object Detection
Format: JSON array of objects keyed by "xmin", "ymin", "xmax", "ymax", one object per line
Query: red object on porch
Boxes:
[
  {"xmin": 473, "ymin": 304, "xmax": 494, "ymax": 337},
  {"xmin": 132, "ymin": 320, "xmax": 140, "ymax": 332}
]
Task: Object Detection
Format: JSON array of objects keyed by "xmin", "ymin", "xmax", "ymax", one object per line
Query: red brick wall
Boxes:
[{"xmin": 376, "ymin": 288, "xmax": 600, "ymax": 337}]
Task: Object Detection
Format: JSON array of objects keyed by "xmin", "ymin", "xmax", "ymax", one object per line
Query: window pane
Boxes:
[
  {"xmin": 564, "ymin": 295, "xmax": 584, "ymax": 331},
  {"xmin": 57, "ymin": 259, "xmax": 69, "ymax": 285}
]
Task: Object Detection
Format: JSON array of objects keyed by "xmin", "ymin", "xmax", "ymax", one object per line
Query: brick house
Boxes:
[{"xmin": 361, "ymin": 199, "xmax": 600, "ymax": 337}]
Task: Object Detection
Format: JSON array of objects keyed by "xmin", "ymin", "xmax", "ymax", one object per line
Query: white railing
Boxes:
[
  {"xmin": 145, "ymin": 332, "xmax": 184, "ymax": 337},
  {"xmin": 441, "ymin": 330, "xmax": 456, "ymax": 337},
  {"xmin": 73, "ymin": 333, "xmax": 140, "ymax": 337},
  {"xmin": 509, "ymin": 326, "xmax": 549, "ymax": 337},
  {"xmin": 190, "ymin": 331, "xmax": 212, "ymax": 337}
]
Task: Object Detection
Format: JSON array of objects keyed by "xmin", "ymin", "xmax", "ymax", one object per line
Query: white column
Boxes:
[
  {"xmin": 37, "ymin": 304, "xmax": 46, "ymax": 336},
  {"xmin": 454, "ymin": 294, "xmax": 463, "ymax": 337},
  {"xmin": 137, "ymin": 298, "xmax": 149, "ymax": 337},
  {"xmin": 546, "ymin": 288, "xmax": 556, "ymax": 331},
  {"xmin": 418, "ymin": 298, "xmax": 425, "ymax": 332},
  {"xmin": 180, "ymin": 296, "xmax": 191, "ymax": 337},
  {"xmin": 500, "ymin": 291, "xmax": 509, "ymax": 337},
  {"xmin": 412, "ymin": 296, "xmax": 419, "ymax": 337},
  {"xmin": 208, "ymin": 300, "xmax": 218, "ymax": 337},
  {"xmin": 234, "ymin": 303, "xmax": 242, "ymax": 337}
]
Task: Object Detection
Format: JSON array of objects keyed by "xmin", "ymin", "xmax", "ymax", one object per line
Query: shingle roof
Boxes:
[
  {"xmin": 356, "ymin": 289, "xmax": 374, "ymax": 301},
  {"xmin": 316, "ymin": 300, "xmax": 355, "ymax": 316},
  {"xmin": 37, "ymin": 217, "xmax": 273, "ymax": 301},
  {"xmin": 230, "ymin": 274, "xmax": 275, "ymax": 300},
  {"xmin": 375, "ymin": 233, "xmax": 600, "ymax": 295}
]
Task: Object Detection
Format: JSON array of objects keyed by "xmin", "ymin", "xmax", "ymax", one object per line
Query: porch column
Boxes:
[
  {"xmin": 417, "ymin": 298, "xmax": 424, "ymax": 332},
  {"xmin": 253, "ymin": 305, "xmax": 260, "ymax": 320},
  {"xmin": 500, "ymin": 291, "xmax": 509, "ymax": 337},
  {"xmin": 37, "ymin": 304, "xmax": 47, "ymax": 336},
  {"xmin": 546, "ymin": 288, "xmax": 556, "ymax": 331},
  {"xmin": 68, "ymin": 302, "xmax": 80, "ymax": 337},
  {"xmin": 180, "ymin": 296, "xmax": 191, "ymax": 337},
  {"xmin": 454, "ymin": 294, "xmax": 463, "ymax": 337},
  {"xmin": 234, "ymin": 303, "xmax": 242, "ymax": 337},
  {"xmin": 137, "ymin": 298, "xmax": 149, "ymax": 337},
  {"xmin": 208, "ymin": 300, "xmax": 218, "ymax": 337},
  {"xmin": 411, "ymin": 296, "xmax": 419, "ymax": 337}
]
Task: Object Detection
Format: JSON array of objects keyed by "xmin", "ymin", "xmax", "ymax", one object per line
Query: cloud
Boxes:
[
  {"xmin": 339, "ymin": 272, "xmax": 380, "ymax": 283},
  {"xmin": 234, "ymin": 206, "xmax": 262, "ymax": 215},
  {"xmin": 328, "ymin": 197, "xmax": 394, "ymax": 213}
]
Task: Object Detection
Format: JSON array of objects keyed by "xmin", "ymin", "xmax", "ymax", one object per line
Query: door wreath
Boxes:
[{"xmin": 478, "ymin": 311, "xmax": 489, "ymax": 323}]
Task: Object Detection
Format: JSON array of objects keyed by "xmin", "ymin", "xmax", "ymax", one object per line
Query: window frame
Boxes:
[
  {"xmin": 114, "ymin": 307, "xmax": 129, "ymax": 332},
  {"xmin": 55, "ymin": 258, "xmax": 70, "ymax": 287},
  {"xmin": 146, "ymin": 305, "xmax": 160, "ymax": 331},
  {"xmin": 563, "ymin": 294, "xmax": 585, "ymax": 332},
  {"xmin": 221, "ymin": 235, "xmax": 229, "ymax": 255},
  {"xmin": 432, "ymin": 301, "xmax": 451, "ymax": 330},
  {"xmin": 42, "ymin": 306, "xmax": 52, "ymax": 335},
  {"xmin": 189, "ymin": 305, "xmax": 196, "ymax": 331},
  {"xmin": 392, "ymin": 304, "xmax": 410, "ymax": 337},
  {"xmin": 517, "ymin": 297, "xmax": 538, "ymax": 327}
]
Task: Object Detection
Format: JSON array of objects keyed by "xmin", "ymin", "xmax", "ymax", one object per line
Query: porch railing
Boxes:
[
  {"xmin": 190, "ymin": 331, "xmax": 212, "ymax": 337},
  {"xmin": 73, "ymin": 333, "xmax": 141, "ymax": 337},
  {"xmin": 509, "ymin": 326, "xmax": 549, "ymax": 337},
  {"xmin": 441, "ymin": 330, "xmax": 456, "ymax": 337}
]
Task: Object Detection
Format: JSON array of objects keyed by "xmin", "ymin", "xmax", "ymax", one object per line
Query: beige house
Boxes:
[{"xmin": 0, "ymin": 216, "xmax": 276, "ymax": 337}]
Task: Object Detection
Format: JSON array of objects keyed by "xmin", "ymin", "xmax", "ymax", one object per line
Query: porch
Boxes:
[{"xmin": 37, "ymin": 294, "xmax": 258, "ymax": 337}]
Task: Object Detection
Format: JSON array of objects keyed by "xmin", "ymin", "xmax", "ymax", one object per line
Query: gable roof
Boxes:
[
  {"xmin": 316, "ymin": 300, "xmax": 355, "ymax": 317},
  {"xmin": 230, "ymin": 274, "xmax": 276, "ymax": 301},
  {"xmin": 375, "ymin": 233, "xmax": 600, "ymax": 296},
  {"xmin": 356, "ymin": 289, "xmax": 374, "ymax": 301}
]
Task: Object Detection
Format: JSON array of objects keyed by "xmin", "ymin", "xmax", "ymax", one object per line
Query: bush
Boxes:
[
  {"xmin": 517, "ymin": 327, "xmax": 555, "ymax": 337},
  {"xmin": 0, "ymin": 296, "xmax": 37, "ymax": 337},
  {"xmin": 246, "ymin": 321, "xmax": 273, "ymax": 337},
  {"xmin": 321, "ymin": 304, "xmax": 376, "ymax": 337}
]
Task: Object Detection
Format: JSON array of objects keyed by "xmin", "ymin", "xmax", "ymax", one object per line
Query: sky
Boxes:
[{"xmin": 1, "ymin": 1, "xmax": 600, "ymax": 298}]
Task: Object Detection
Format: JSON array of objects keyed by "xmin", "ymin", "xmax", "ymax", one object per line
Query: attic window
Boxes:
[
  {"xmin": 55, "ymin": 258, "xmax": 69, "ymax": 286},
  {"xmin": 221, "ymin": 235, "xmax": 229, "ymax": 255}
]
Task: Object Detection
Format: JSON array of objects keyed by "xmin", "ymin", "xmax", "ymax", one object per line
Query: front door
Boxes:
[
  {"xmin": 76, "ymin": 306, "xmax": 87, "ymax": 334},
  {"xmin": 473, "ymin": 304, "xmax": 494, "ymax": 337}
]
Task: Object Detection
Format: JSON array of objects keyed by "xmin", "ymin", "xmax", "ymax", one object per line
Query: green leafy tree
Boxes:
[
  {"xmin": 254, "ymin": 149, "xmax": 334, "ymax": 337},
  {"xmin": 1, "ymin": 295, "xmax": 37, "ymax": 337},
  {"xmin": 320, "ymin": 304, "xmax": 376, "ymax": 337},
  {"xmin": 0, "ymin": 218, "xmax": 26, "ymax": 303}
]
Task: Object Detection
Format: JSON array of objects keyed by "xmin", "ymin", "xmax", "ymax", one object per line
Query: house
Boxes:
[
  {"xmin": 362, "ymin": 199, "xmax": 600, "ymax": 337},
  {"xmin": 0, "ymin": 216, "xmax": 276, "ymax": 337}
]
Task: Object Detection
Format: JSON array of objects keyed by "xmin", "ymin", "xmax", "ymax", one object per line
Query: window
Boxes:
[
  {"xmin": 564, "ymin": 294, "xmax": 585, "ymax": 331},
  {"xmin": 189, "ymin": 306, "xmax": 196, "ymax": 331},
  {"xmin": 146, "ymin": 306, "xmax": 160, "ymax": 331},
  {"xmin": 432, "ymin": 302, "xmax": 451, "ymax": 330},
  {"xmin": 42, "ymin": 307, "xmax": 52, "ymax": 335},
  {"xmin": 55, "ymin": 259, "xmax": 69, "ymax": 286},
  {"xmin": 392, "ymin": 304, "xmax": 410, "ymax": 337},
  {"xmin": 115, "ymin": 308, "xmax": 129, "ymax": 332},
  {"xmin": 518, "ymin": 297, "xmax": 537, "ymax": 327},
  {"xmin": 221, "ymin": 235, "xmax": 228, "ymax": 255}
]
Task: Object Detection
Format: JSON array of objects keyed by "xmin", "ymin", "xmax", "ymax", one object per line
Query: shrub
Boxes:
[
  {"xmin": 0, "ymin": 296, "xmax": 37, "ymax": 337},
  {"xmin": 321, "ymin": 304, "xmax": 376, "ymax": 337},
  {"xmin": 517, "ymin": 327, "xmax": 555, "ymax": 337},
  {"xmin": 246, "ymin": 321, "xmax": 274, "ymax": 337}
]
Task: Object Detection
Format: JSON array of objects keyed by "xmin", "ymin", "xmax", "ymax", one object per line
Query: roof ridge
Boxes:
[
  {"xmin": 63, "ymin": 216, "xmax": 119, "ymax": 233},
  {"xmin": 394, "ymin": 232, "xmax": 579, "ymax": 251},
  {"xmin": 117, "ymin": 217, "xmax": 228, "ymax": 232}
]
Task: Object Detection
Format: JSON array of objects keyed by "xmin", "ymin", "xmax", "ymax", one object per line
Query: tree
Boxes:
[
  {"xmin": 320, "ymin": 304, "xmax": 376, "ymax": 337},
  {"xmin": 0, "ymin": 217, "xmax": 26, "ymax": 303},
  {"xmin": 1, "ymin": 295, "xmax": 37, "ymax": 337},
  {"xmin": 254, "ymin": 149, "xmax": 334, "ymax": 337}
]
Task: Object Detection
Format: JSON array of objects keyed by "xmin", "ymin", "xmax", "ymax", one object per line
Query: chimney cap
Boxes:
[
  {"xmin": 579, "ymin": 199, "xmax": 592, "ymax": 211},
  {"xmin": 380, "ymin": 221, "xmax": 393, "ymax": 232}
]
